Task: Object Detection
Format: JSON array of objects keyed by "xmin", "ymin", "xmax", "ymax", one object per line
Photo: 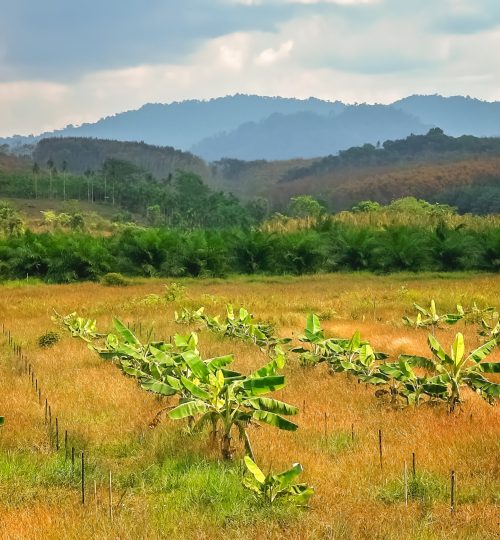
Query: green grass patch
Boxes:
[{"xmin": 316, "ymin": 431, "xmax": 355, "ymax": 455}]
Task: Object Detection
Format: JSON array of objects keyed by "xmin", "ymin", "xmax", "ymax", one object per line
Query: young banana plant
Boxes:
[
  {"xmin": 242, "ymin": 456, "xmax": 314, "ymax": 506},
  {"xmin": 175, "ymin": 304, "xmax": 291, "ymax": 352},
  {"xmin": 374, "ymin": 356, "xmax": 448, "ymax": 406},
  {"xmin": 53, "ymin": 311, "xmax": 104, "ymax": 342},
  {"xmin": 168, "ymin": 350, "xmax": 298, "ymax": 460},
  {"xmin": 402, "ymin": 300, "xmax": 463, "ymax": 334},
  {"xmin": 292, "ymin": 313, "xmax": 327, "ymax": 366},
  {"xmin": 404, "ymin": 333, "xmax": 499, "ymax": 411},
  {"xmin": 293, "ymin": 315, "xmax": 388, "ymax": 374},
  {"xmin": 478, "ymin": 314, "xmax": 500, "ymax": 342},
  {"xmin": 174, "ymin": 306, "xmax": 205, "ymax": 325}
]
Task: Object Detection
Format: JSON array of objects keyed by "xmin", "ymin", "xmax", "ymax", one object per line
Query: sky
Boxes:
[{"xmin": 0, "ymin": 0, "xmax": 499, "ymax": 136}]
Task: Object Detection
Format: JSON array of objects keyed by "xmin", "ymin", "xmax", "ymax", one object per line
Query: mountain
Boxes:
[
  {"xmin": 32, "ymin": 137, "xmax": 212, "ymax": 181},
  {"xmin": 211, "ymin": 129, "xmax": 500, "ymax": 214},
  {"xmin": 2, "ymin": 130, "xmax": 499, "ymax": 215},
  {"xmin": 2, "ymin": 95, "xmax": 345, "ymax": 153},
  {"xmin": 394, "ymin": 95, "xmax": 500, "ymax": 137},
  {"xmin": 192, "ymin": 105, "xmax": 431, "ymax": 161},
  {"xmin": 3, "ymin": 94, "xmax": 500, "ymax": 162}
]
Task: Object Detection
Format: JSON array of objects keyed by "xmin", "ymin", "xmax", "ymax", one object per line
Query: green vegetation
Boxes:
[
  {"xmin": 58, "ymin": 315, "xmax": 299, "ymax": 460},
  {"xmin": 0, "ymin": 200, "xmax": 24, "ymax": 235},
  {"xmin": 404, "ymin": 333, "xmax": 500, "ymax": 410},
  {"xmin": 242, "ymin": 457, "xmax": 314, "ymax": 506},
  {"xmin": 100, "ymin": 272, "xmax": 130, "ymax": 287},
  {"xmin": 37, "ymin": 330, "xmax": 60, "ymax": 348},
  {"xmin": 1, "ymin": 161, "xmax": 259, "ymax": 228},
  {"xmin": 175, "ymin": 305, "xmax": 290, "ymax": 351},
  {"xmin": 284, "ymin": 128, "xmax": 500, "ymax": 180},
  {"xmin": 294, "ymin": 313, "xmax": 499, "ymax": 409},
  {"xmin": 0, "ymin": 216, "xmax": 498, "ymax": 282}
]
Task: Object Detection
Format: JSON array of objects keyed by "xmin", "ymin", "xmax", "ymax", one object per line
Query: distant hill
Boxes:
[
  {"xmin": 3, "ymin": 94, "xmax": 500, "ymax": 161},
  {"xmin": 394, "ymin": 95, "xmax": 500, "ymax": 137},
  {"xmin": 192, "ymin": 105, "xmax": 430, "ymax": 161},
  {"xmin": 3, "ymin": 129, "xmax": 499, "ymax": 215},
  {"xmin": 3, "ymin": 95, "xmax": 345, "ymax": 154},
  {"xmin": 211, "ymin": 130, "xmax": 500, "ymax": 214},
  {"xmin": 32, "ymin": 138, "xmax": 212, "ymax": 181}
]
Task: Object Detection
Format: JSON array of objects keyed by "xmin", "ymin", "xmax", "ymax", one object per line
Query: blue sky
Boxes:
[{"xmin": 0, "ymin": 0, "xmax": 498, "ymax": 136}]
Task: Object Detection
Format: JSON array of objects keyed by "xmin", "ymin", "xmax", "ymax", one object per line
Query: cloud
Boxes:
[
  {"xmin": 0, "ymin": 0, "xmax": 499, "ymax": 136},
  {"xmin": 0, "ymin": 0, "xmax": 297, "ymax": 81},
  {"xmin": 255, "ymin": 40, "xmax": 294, "ymax": 65}
]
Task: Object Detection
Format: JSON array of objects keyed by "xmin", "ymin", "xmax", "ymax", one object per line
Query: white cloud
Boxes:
[
  {"xmin": 255, "ymin": 40, "xmax": 294, "ymax": 65},
  {"xmin": 1, "ymin": 1, "xmax": 499, "ymax": 136}
]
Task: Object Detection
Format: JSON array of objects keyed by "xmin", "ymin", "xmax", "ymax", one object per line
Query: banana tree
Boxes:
[
  {"xmin": 177, "ymin": 304, "xmax": 291, "ymax": 352},
  {"xmin": 61, "ymin": 314, "xmax": 240, "ymax": 404},
  {"xmin": 478, "ymin": 315, "xmax": 500, "ymax": 342},
  {"xmin": 53, "ymin": 311, "xmax": 104, "ymax": 342},
  {"xmin": 168, "ymin": 350, "xmax": 298, "ymax": 459},
  {"xmin": 242, "ymin": 456, "xmax": 314, "ymax": 506},
  {"xmin": 403, "ymin": 300, "xmax": 463, "ymax": 334},
  {"xmin": 293, "ymin": 315, "xmax": 388, "ymax": 372},
  {"xmin": 404, "ymin": 333, "xmax": 499, "ymax": 411},
  {"xmin": 174, "ymin": 307, "xmax": 205, "ymax": 325},
  {"xmin": 292, "ymin": 313, "xmax": 327, "ymax": 366},
  {"xmin": 464, "ymin": 302, "xmax": 496, "ymax": 325},
  {"xmin": 374, "ymin": 356, "xmax": 448, "ymax": 405}
]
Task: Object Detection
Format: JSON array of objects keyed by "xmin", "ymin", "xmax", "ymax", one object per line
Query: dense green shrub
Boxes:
[
  {"xmin": 101, "ymin": 272, "xmax": 129, "ymax": 286},
  {"xmin": 37, "ymin": 331, "xmax": 60, "ymax": 348},
  {"xmin": 0, "ymin": 221, "xmax": 498, "ymax": 283}
]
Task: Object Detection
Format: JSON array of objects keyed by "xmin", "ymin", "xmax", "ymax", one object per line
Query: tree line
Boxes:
[
  {"xmin": 0, "ymin": 163, "xmax": 263, "ymax": 228},
  {"xmin": 0, "ymin": 220, "xmax": 498, "ymax": 283}
]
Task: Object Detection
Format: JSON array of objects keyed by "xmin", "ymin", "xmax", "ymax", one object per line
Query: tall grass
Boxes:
[{"xmin": 0, "ymin": 274, "xmax": 498, "ymax": 538}]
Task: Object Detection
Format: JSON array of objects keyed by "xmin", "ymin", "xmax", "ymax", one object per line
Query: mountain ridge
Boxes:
[{"xmin": 3, "ymin": 94, "xmax": 500, "ymax": 161}]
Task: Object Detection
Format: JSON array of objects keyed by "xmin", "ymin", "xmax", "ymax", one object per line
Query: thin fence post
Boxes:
[
  {"xmin": 94, "ymin": 480, "xmax": 98, "ymax": 515},
  {"xmin": 45, "ymin": 398, "xmax": 48, "ymax": 423},
  {"xmin": 450, "ymin": 470, "xmax": 456, "ymax": 514},
  {"xmin": 55, "ymin": 418, "xmax": 59, "ymax": 451},
  {"xmin": 378, "ymin": 429, "xmax": 383, "ymax": 470},
  {"xmin": 109, "ymin": 470, "xmax": 113, "ymax": 521},
  {"xmin": 71, "ymin": 447, "xmax": 75, "ymax": 470},
  {"xmin": 65, "ymin": 430, "xmax": 68, "ymax": 461},
  {"xmin": 404, "ymin": 461, "xmax": 408, "ymax": 506},
  {"xmin": 81, "ymin": 451, "xmax": 85, "ymax": 505}
]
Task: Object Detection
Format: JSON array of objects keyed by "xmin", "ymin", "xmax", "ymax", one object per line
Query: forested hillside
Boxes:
[
  {"xmin": 33, "ymin": 138, "xmax": 211, "ymax": 180},
  {"xmin": 2, "ymin": 129, "xmax": 500, "ymax": 216},
  {"xmin": 211, "ymin": 129, "xmax": 500, "ymax": 214},
  {"xmin": 192, "ymin": 105, "xmax": 430, "ymax": 161},
  {"xmin": 3, "ymin": 94, "xmax": 500, "ymax": 161},
  {"xmin": 1, "ymin": 95, "xmax": 345, "ymax": 153},
  {"xmin": 394, "ymin": 95, "xmax": 500, "ymax": 137}
]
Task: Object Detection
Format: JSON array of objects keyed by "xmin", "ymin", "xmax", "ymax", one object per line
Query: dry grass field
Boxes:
[{"xmin": 0, "ymin": 272, "xmax": 499, "ymax": 539}]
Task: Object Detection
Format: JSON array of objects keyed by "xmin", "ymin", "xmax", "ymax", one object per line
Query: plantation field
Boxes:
[{"xmin": 0, "ymin": 273, "xmax": 499, "ymax": 539}]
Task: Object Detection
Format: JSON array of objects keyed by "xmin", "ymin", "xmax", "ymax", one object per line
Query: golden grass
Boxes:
[{"xmin": 0, "ymin": 273, "xmax": 499, "ymax": 539}]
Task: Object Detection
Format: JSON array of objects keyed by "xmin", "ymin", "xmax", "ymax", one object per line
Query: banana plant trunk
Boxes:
[{"xmin": 221, "ymin": 432, "xmax": 233, "ymax": 460}]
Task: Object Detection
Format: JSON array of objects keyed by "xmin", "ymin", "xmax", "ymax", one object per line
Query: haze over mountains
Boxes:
[{"xmin": 3, "ymin": 94, "xmax": 500, "ymax": 162}]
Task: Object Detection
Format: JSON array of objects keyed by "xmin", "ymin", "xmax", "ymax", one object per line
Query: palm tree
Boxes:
[
  {"xmin": 46, "ymin": 159, "xmax": 54, "ymax": 199},
  {"xmin": 62, "ymin": 160, "xmax": 68, "ymax": 200}
]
